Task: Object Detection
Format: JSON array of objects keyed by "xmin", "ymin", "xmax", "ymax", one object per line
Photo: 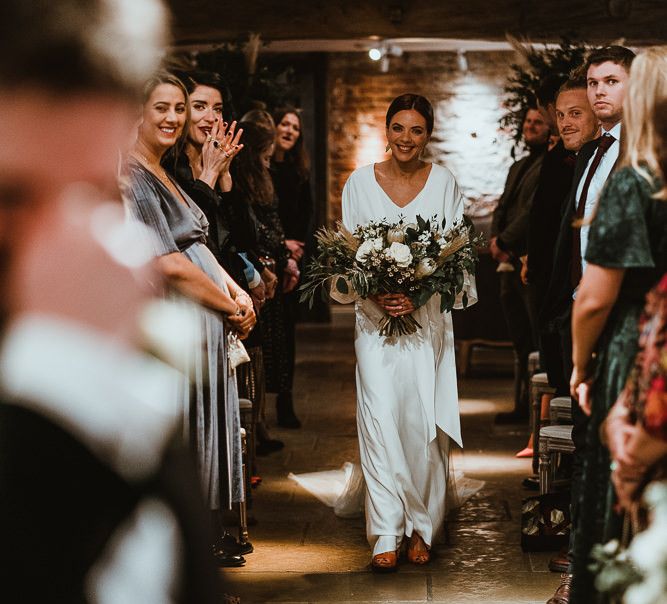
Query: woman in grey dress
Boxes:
[{"xmin": 122, "ymin": 72, "xmax": 256, "ymax": 562}]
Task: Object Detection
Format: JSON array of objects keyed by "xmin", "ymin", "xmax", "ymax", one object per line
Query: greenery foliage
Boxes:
[
  {"xmin": 187, "ymin": 41, "xmax": 300, "ymax": 120},
  {"xmin": 300, "ymin": 215, "xmax": 483, "ymax": 338},
  {"xmin": 501, "ymin": 37, "xmax": 590, "ymax": 154}
]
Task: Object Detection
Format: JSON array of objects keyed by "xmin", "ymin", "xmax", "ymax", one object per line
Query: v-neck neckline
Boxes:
[{"xmin": 372, "ymin": 163, "xmax": 434, "ymax": 209}]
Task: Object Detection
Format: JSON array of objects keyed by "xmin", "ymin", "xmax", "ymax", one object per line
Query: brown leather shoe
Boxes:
[
  {"xmin": 546, "ymin": 574, "xmax": 572, "ymax": 604},
  {"xmin": 407, "ymin": 533, "xmax": 430, "ymax": 565},
  {"xmin": 548, "ymin": 552, "xmax": 569, "ymax": 573},
  {"xmin": 371, "ymin": 550, "xmax": 398, "ymax": 572}
]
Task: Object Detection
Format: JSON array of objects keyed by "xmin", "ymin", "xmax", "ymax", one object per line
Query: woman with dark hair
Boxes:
[
  {"xmin": 270, "ymin": 107, "xmax": 315, "ymax": 427},
  {"xmin": 167, "ymin": 68, "xmax": 283, "ymax": 471},
  {"xmin": 230, "ymin": 121, "xmax": 302, "ymax": 428},
  {"xmin": 341, "ymin": 93, "xmax": 476, "ymax": 572},
  {"xmin": 122, "ymin": 71, "xmax": 256, "ymax": 567}
]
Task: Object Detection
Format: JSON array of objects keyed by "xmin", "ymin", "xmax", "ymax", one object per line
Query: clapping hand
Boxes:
[
  {"xmin": 199, "ymin": 118, "xmax": 233, "ymax": 188},
  {"xmin": 216, "ymin": 121, "xmax": 243, "ymax": 192}
]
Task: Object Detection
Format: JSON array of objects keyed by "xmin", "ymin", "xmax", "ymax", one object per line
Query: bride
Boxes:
[{"xmin": 342, "ymin": 93, "xmax": 477, "ymax": 572}]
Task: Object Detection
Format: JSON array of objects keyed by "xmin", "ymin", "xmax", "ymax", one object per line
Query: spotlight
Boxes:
[
  {"xmin": 457, "ymin": 49, "xmax": 468, "ymax": 72},
  {"xmin": 368, "ymin": 48, "xmax": 382, "ymax": 61}
]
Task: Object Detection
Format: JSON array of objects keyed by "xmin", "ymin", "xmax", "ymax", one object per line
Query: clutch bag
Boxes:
[{"xmin": 228, "ymin": 331, "xmax": 250, "ymax": 374}]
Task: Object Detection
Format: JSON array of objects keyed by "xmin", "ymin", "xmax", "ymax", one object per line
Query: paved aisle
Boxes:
[{"xmin": 224, "ymin": 308, "xmax": 557, "ymax": 603}]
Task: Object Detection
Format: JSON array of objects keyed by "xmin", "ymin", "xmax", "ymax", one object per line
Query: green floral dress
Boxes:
[{"xmin": 571, "ymin": 166, "xmax": 667, "ymax": 603}]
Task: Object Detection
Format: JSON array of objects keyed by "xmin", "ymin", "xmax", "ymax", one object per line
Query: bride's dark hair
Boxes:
[{"xmin": 385, "ymin": 94, "xmax": 434, "ymax": 134}]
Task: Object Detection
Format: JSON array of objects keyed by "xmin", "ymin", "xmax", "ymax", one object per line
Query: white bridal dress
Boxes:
[
  {"xmin": 347, "ymin": 162, "xmax": 477, "ymax": 556},
  {"xmin": 290, "ymin": 162, "xmax": 481, "ymax": 556}
]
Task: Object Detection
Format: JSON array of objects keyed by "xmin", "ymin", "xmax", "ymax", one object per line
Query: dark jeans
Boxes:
[{"xmin": 499, "ymin": 270, "xmax": 538, "ymax": 413}]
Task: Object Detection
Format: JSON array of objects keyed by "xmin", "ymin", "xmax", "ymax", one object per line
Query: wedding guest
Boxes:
[
  {"xmin": 122, "ymin": 71, "xmax": 256, "ymax": 567},
  {"xmin": 0, "ymin": 0, "xmax": 223, "ymax": 601},
  {"xmin": 605, "ymin": 272, "xmax": 667, "ymax": 513},
  {"xmin": 242, "ymin": 108, "xmax": 276, "ymax": 130},
  {"xmin": 169, "ymin": 70, "xmax": 284, "ymax": 461},
  {"xmin": 529, "ymin": 77, "xmax": 599, "ymax": 398},
  {"xmin": 229, "ymin": 121, "xmax": 301, "ymax": 429},
  {"xmin": 541, "ymin": 46, "xmax": 635, "ymax": 604},
  {"xmin": 270, "ymin": 107, "xmax": 315, "ymax": 427},
  {"xmin": 569, "ymin": 46, "xmax": 667, "ymax": 603},
  {"xmin": 491, "ymin": 106, "xmax": 549, "ymax": 423}
]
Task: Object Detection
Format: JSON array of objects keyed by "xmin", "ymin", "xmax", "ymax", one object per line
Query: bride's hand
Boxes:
[{"xmin": 372, "ymin": 293, "xmax": 415, "ymax": 317}]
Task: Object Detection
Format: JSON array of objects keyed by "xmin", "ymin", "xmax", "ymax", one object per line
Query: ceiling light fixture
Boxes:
[{"xmin": 367, "ymin": 41, "xmax": 403, "ymax": 72}]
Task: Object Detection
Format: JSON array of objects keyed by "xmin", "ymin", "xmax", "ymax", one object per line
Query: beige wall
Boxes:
[{"xmin": 327, "ymin": 51, "xmax": 520, "ymax": 224}]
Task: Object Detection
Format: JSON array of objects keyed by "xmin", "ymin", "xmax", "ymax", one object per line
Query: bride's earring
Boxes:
[{"xmin": 385, "ymin": 143, "xmax": 391, "ymax": 153}]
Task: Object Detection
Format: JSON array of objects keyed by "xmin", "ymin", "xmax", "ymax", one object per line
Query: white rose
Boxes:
[
  {"xmin": 355, "ymin": 239, "xmax": 375, "ymax": 263},
  {"xmin": 386, "ymin": 226, "xmax": 405, "ymax": 244},
  {"xmin": 372, "ymin": 237, "xmax": 384, "ymax": 251},
  {"xmin": 415, "ymin": 257, "xmax": 437, "ymax": 278},
  {"xmin": 386, "ymin": 242, "xmax": 412, "ymax": 267}
]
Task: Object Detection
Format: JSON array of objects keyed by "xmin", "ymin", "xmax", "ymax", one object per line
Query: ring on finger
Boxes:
[{"xmin": 212, "ymin": 140, "xmax": 220, "ymax": 148}]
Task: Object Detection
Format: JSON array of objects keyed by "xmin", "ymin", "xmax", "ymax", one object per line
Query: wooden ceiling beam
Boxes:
[{"xmin": 168, "ymin": 0, "xmax": 667, "ymax": 46}]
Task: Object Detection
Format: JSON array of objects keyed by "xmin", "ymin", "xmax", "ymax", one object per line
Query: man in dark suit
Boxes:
[
  {"xmin": 542, "ymin": 45, "xmax": 636, "ymax": 604},
  {"xmin": 527, "ymin": 76, "xmax": 600, "ymax": 398},
  {"xmin": 491, "ymin": 107, "xmax": 549, "ymax": 423},
  {"xmin": 0, "ymin": 1, "xmax": 224, "ymax": 601}
]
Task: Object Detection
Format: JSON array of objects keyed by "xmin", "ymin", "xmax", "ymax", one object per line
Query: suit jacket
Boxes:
[
  {"xmin": 527, "ymin": 140, "xmax": 576, "ymax": 303},
  {"xmin": 491, "ymin": 148, "xmax": 546, "ymax": 257},
  {"xmin": 540, "ymin": 138, "xmax": 598, "ymax": 328}
]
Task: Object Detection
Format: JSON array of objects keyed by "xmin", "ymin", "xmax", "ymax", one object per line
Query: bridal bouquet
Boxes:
[{"xmin": 300, "ymin": 214, "xmax": 483, "ymax": 337}]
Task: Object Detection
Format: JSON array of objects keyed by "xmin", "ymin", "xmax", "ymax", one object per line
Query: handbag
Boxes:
[
  {"xmin": 520, "ymin": 491, "xmax": 571, "ymax": 552},
  {"xmin": 227, "ymin": 331, "xmax": 250, "ymax": 374}
]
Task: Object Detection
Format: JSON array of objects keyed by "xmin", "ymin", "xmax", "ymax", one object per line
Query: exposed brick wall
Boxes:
[{"xmin": 327, "ymin": 51, "xmax": 519, "ymax": 224}]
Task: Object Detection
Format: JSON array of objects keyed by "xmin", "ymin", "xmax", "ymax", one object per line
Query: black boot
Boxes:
[{"xmin": 276, "ymin": 392, "xmax": 301, "ymax": 429}]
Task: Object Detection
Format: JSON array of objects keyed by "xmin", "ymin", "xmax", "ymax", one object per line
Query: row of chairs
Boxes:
[{"xmin": 527, "ymin": 356, "xmax": 575, "ymax": 495}]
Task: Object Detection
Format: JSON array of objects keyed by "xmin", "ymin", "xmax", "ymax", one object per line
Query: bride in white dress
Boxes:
[{"xmin": 342, "ymin": 94, "xmax": 477, "ymax": 571}]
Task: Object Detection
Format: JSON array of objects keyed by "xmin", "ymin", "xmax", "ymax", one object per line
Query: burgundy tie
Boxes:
[{"xmin": 571, "ymin": 133, "xmax": 616, "ymax": 286}]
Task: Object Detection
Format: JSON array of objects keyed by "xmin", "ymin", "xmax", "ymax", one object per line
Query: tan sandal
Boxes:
[
  {"xmin": 371, "ymin": 549, "xmax": 398, "ymax": 573},
  {"xmin": 407, "ymin": 533, "xmax": 430, "ymax": 565}
]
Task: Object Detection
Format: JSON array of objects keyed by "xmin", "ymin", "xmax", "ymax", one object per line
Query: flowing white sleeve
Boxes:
[
  {"xmin": 449, "ymin": 179, "xmax": 478, "ymax": 310},
  {"xmin": 341, "ymin": 175, "xmax": 355, "ymax": 231}
]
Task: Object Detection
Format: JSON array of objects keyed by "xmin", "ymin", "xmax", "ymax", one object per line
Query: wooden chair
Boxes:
[
  {"xmin": 530, "ymin": 372, "xmax": 556, "ymax": 473},
  {"xmin": 549, "ymin": 396, "xmax": 573, "ymax": 424},
  {"xmin": 237, "ymin": 398, "xmax": 253, "ymax": 548},
  {"xmin": 538, "ymin": 425, "xmax": 575, "ymax": 495},
  {"xmin": 528, "ymin": 350, "xmax": 540, "ymax": 376}
]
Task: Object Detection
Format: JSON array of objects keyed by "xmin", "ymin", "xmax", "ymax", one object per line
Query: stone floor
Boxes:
[{"xmin": 223, "ymin": 307, "xmax": 561, "ymax": 603}]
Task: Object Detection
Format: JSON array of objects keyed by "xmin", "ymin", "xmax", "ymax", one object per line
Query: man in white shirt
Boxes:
[{"xmin": 543, "ymin": 45, "xmax": 635, "ymax": 604}]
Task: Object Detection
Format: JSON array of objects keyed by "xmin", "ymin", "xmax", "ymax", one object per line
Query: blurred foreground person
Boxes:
[{"xmin": 0, "ymin": 1, "xmax": 221, "ymax": 601}]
